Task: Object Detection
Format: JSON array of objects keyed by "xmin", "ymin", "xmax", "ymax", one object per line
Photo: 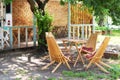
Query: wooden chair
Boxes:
[
  {"xmin": 41, "ymin": 32, "xmax": 71, "ymax": 73},
  {"xmin": 74, "ymin": 33, "xmax": 98, "ymax": 67},
  {"xmin": 84, "ymin": 37, "xmax": 112, "ymax": 73},
  {"xmin": 81, "ymin": 32, "xmax": 98, "ymax": 53}
]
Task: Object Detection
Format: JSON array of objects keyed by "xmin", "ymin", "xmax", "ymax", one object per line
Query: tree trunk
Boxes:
[
  {"xmin": 27, "ymin": 0, "xmax": 49, "ymax": 53},
  {"xmin": 27, "ymin": 0, "xmax": 49, "ymax": 15}
]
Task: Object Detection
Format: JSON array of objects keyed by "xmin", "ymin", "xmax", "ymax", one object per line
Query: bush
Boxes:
[{"xmin": 34, "ymin": 8, "xmax": 53, "ymax": 52}]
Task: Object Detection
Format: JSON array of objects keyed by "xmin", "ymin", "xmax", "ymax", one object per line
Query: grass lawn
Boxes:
[
  {"xmin": 110, "ymin": 29, "xmax": 120, "ymax": 36},
  {"xmin": 61, "ymin": 64, "xmax": 120, "ymax": 80}
]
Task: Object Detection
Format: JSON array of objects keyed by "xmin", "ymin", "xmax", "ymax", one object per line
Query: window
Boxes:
[
  {"xmin": 6, "ymin": 3, "xmax": 11, "ymax": 13},
  {"xmin": 0, "ymin": 22, "xmax": 1, "ymax": 27}
]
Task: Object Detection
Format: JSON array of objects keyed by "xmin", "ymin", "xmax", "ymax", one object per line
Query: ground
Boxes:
[
  {"xmin": 0, "ymin": 48, "xmax": 119, "ymax": 80},
  {"xmin": 0, "ymin": 35, "xmax": 120, "ymax": 80}
]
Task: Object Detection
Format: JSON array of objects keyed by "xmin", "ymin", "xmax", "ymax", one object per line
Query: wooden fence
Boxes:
[{"xmin": 69, "ymin": 4, "xmax": 94, "ymax": 39}]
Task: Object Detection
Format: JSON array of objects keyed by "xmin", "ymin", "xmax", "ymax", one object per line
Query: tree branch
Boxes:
[
  {"xmin": 27, "ymin": 0, "xmax": 37, "ymax": 12},
  {"xmin": 35, "ymin": 0, "xmax": 49, "ymax": 15}
]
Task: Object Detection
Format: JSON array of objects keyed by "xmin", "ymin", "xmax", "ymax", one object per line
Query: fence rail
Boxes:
[
  {"xmin": 70, "ymin": 24, "xmax": 94, "ymax": 39},
  {"xmin": 0, "ymin": 26, "xmax": 37, "ymax": 50}
]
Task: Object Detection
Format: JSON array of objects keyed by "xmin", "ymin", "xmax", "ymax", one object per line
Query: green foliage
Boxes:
[
  {"xmin": 47, "ymin": 78, "xmax": 57, "ymax": 80},
  {"xmin": 107, "ymin": 65, "xmax": 120, "ymax": 80},
  {"xmin": 109, "ymin": 0, "xmax": 120, "ymax": 25},
  {"xmin": 47, "ymin": 77, "xmax": 63, "ymax": 80},
  {"xmin": 60, "ymin": 0, "xmax": 120, "ymax": 26},
  {"xmin": 95, "ymin": 26, "xmax": 109, "ymax": 31},
  {"xmin": 34, "ymin": 8, "xmax": 53, "ymax": 49},
  {"xmin": 4, "ymin": 0, "xmax": 12, "ymax": 4},
  {"xmin": 60, "ymin": 0, "xmax": 80, "ymax": 5},
  {"xmin": 111, "ymin": 29, "xmax": 120, "ymax": 36},
  {"xmin": 62, "ymin": 68, "xmax": 120, "ymax": 80},
  {"xmin": 62, "ymin": 71, "xmax": 91, "ymax": 78}
]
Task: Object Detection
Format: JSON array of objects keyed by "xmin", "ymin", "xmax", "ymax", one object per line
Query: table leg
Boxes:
[
  {"xmin": 74, "ymin": 43, "xmax": 85, "ymax": 66},
  {"xmin": 62, "ymin": 40, "xmax": 70, "ymax": 52}
]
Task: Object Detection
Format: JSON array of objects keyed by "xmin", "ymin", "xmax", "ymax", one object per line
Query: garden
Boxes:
[{"xmin": 0, "ymin": 0, "xmax": 120, "ymax": 80}]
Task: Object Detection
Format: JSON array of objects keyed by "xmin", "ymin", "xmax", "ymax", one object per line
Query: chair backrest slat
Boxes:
[
  {"xmin": 85, "ymin": 33, "xmax": 98, "ymax": 51},
  {"xmin": 46, "ymin": 32, "xmax": 65, "ymax": 62},
  {"xmin": 92, "ymin": 37, "xmax": 110, "ymax": 62}
]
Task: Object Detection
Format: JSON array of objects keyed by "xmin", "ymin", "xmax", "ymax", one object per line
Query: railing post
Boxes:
[
  {"xmin": 9, "ymin": 27, "xmax": 13, "ymax": 48},
  {"xmin": 25, "ymin": 27, "xmax": 28, "ymax": 47},
  {"xmin": 1, "ymin": 27, "xmax": 4, "ymax": 49},
  {"xmin": 18, "ymin": 27, "xmax": 20, "ymax": 48},
  {"xmin": 81, "ymin": 25, "xmax": 84, "ymax": 39},
  {"xmin": 33, "ymin": 26, "xmax": 36, "ymax": 46},
  {"xmin": 68, "ymin": 1, "xmax": 71, "ymax": 39},
  {"xmin": 77, "ymin": 26, "xmax": 80, "ymax": 39}
]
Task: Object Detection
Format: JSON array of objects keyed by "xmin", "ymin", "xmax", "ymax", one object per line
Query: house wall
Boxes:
[
  {"xmin": 12, "ymin": 0, "xmax": 92, "ymax": 26},
  {"xmin": 12, "ymin": 0, "xmax": 33, "ymax": 26},
  {"xmin": 45, "ymin": 1, "xmax": 68, "ymax": 26},
  {"xmin": 12, "ymin": 0, "xmax": 68, "ymax": 27}
]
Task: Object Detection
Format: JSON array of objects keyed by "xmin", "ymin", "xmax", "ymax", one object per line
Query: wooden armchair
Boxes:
[
  {"xmin": 41, "ymin": 32, "xmax": 71, "ymax": 73},
  {"xmin": 74, "ymin": 33, "xmax": 98, "ymax": 67},
  {"xmin": 84, "ymin": 37, "xmax": 112, "ymax": 73}
]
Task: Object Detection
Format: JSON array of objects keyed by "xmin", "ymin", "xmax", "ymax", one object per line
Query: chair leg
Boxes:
[
  {"xmin": 94, "ymin": 62, "xmax": 110, "ymax": 73},
  {"xmin": 73, "ymin": 54, "xmax": 79, "ymax": 67},
  {"xmin": 62, "ymin": 40, "xmax": 69, "ymax": 52},
  {"xmin": 78, "ymin": 52, "xmax": 85, "ymax": 65},
  {"xmin": 99, "ymin": 61, "xmax": 112, "ymax": 68},
  {"xmin": 64, "ymin": 59, "xmax": 71, "ymax": 70},
  {"xmin": 41, "ymin": 61, "xmax": 55, "ymax": 70},
  {"xmin": 74, "ymin": 52, "xmax": 84, "ymax": 67},
  {"xmin": 85, "ymin": 61, "xmax": 92, "ymax": 70},
  {"xmin": 52, "ymin": 62, "xmax": 62, "ymax": 73}
]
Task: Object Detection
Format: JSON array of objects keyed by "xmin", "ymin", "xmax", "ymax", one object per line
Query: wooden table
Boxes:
[{"xmin": 62, "ymin": 39, "xmax": 86, "ymax": 65}]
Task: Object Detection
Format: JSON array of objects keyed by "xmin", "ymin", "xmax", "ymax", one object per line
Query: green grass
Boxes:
[
  {"xmin": 61, "ymin": 64, "xmax": 120, "ymax": 80},
  {"xmin": 62, "ymin": 71, "xmax": 107, "ymax": 79},
  {"xmin": 107, "ymin": 29, "xmax": 120, "ymax": 36}
]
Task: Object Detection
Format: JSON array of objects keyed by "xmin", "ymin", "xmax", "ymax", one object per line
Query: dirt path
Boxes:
[
  {"xmin": 0, "ymin": 49, "xmax": 82, "ymax": 80},
  {"xmin": 0, "ymin": 48, "xmax": 119, "ymax": 80}
]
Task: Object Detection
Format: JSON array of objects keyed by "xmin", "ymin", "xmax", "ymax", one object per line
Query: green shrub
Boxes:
[
  {"xmin": 34, "ymin": 8, "xmax": 53, "ymax": 51},
  {"xmin": 107, "ymin": 65, "xmax": 120, "ymax": 79}
]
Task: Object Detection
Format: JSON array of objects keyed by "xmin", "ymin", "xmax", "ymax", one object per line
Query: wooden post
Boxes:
[
  {"xmin": 9, "ymin": 27, "xmax": 13, "ymax": 48},
  {"xmin": 68, "ymin": 1, "xmax": 71, "ymax": 39},
  {"xmin": 25, "ymin": 27, "xmax": 28, "ymax": 47},
  {"xmin": 18, "ymin": 28, "xmax": 20, "ymax": 48},
  {"xmin": 33, "ymin": 26, "xmax": 36, "ymax": 46}
]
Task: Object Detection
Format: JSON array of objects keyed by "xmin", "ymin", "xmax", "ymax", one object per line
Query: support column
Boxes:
[{"xmin": 68, "ymin": 1, "xmax": 71, "ymax": 39}]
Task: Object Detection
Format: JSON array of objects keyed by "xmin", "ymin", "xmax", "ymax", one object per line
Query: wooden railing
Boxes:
[
  {"xmin": 1, "ymin": 26, "xmax": 37, "ymax": 50},
  {"xmin": 51, "ymin": 24, "xmax": 94, "ymax": 39},
  {"xmin": 52, "ymin": 26, "xmax": 68, "ymax": 38},
  {"xmin": 70, "ymin": 24, "xmax": 94, "ymax": 39}
]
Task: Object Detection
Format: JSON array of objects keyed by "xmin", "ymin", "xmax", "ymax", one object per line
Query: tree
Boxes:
[
  {"xmin": 60, "ymin": 0, "xmax": 120, "ymax": 26},
  {"xmin": 27, "ymin": 0, "xmax": 53, "ymax": 53}
]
